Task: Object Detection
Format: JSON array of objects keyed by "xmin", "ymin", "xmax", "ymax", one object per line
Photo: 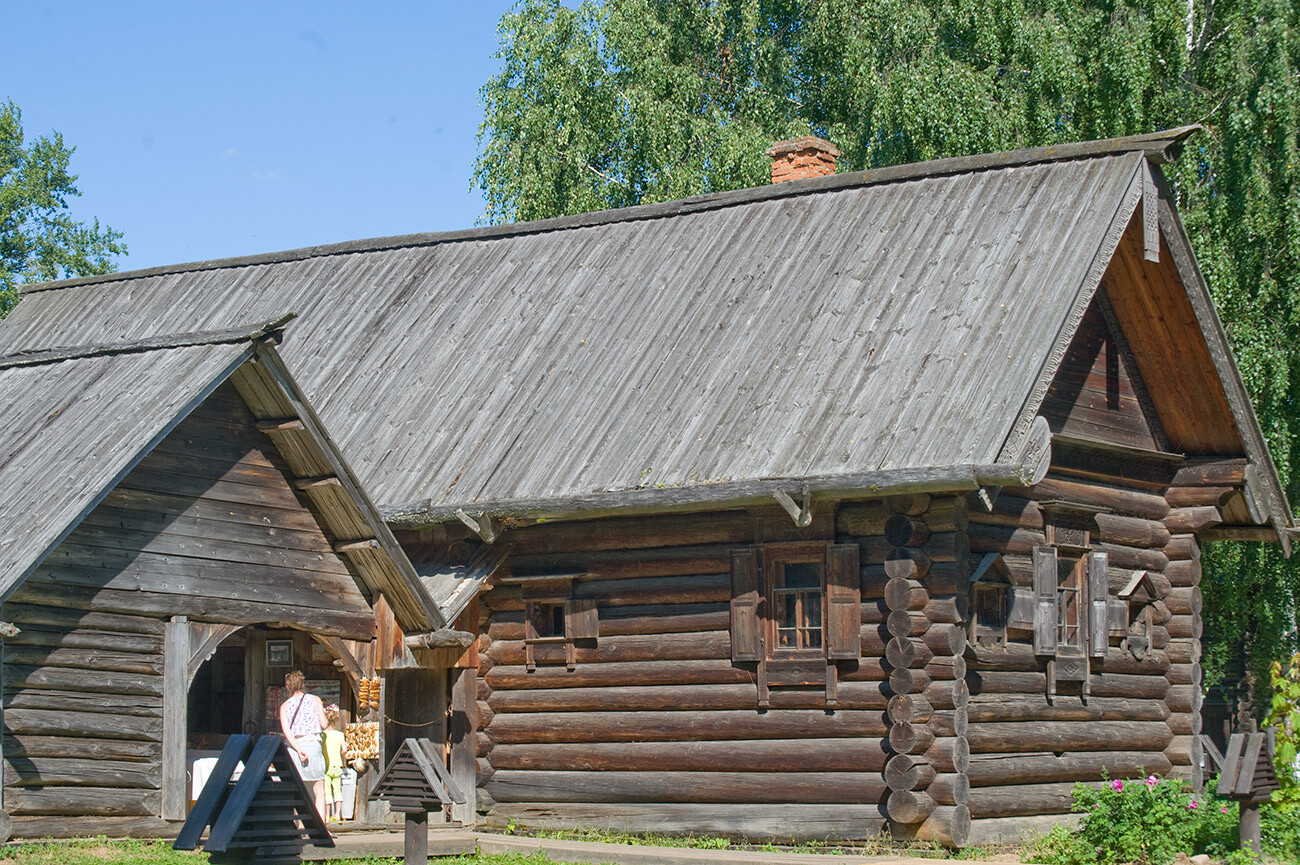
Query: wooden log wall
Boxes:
[
  {"xmin": 1, "ymin": 604, "xmax": 165, "ymax": 821},
  {"xmin": 964, "ymin": 441, "xmax": 1207, "ymax": 825},
  {"xmin": 874, "ymin": 495, "xmax": 971, "ymax": 848},
  {"xmin": 476, "ymin": 496, "xmax": 972, "ymax": 845}
]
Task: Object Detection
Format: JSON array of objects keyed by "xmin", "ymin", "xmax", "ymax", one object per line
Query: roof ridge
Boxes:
[
  {"xmin": 0, "ymin": 313, "xmax": 296, "ymax": 369},
  {"xmin": 17, "ymin": 126, "xmax": 1199, "ymax": 296}
]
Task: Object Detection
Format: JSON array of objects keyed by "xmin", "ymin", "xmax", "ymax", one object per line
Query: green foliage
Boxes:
[
  {"xmin": 1263, "ymin": 652, "xmax": 1300, "ymax": 860},
  {"xmin": 1028, "ymin": 776, "xmax": 1237, "ymax": 865},
  {"xmin": 476, "ymin": 0, "xmax": 1300, "ymax": 682},
  {"xmin": 0, "ymin": 99, "xmax": 125, "ymax": 319},
  {"xmin": 519, "ymin": 826, "xmax": 734, "ymax": 849}
]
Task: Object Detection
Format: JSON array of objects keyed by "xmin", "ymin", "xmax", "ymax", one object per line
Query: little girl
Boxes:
[{"xmin": 322, "ymin": 705, "xmax": 347, "ymax": 822}]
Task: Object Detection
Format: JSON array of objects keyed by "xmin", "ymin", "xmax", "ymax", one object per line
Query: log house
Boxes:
[{"xmin": 2, "ymin": 127, "xmax": 1293, "ymax": 846}]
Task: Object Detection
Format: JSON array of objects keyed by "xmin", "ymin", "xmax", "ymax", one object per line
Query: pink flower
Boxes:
[
  {"xmin": 1111, "ymin": 779, "xmax": 1124, "ymax": 792},
  {"xmin": 1145, "ymin": 775, "xmax": 1159, "ymax": 789},
  {"xmin": 1188, "ymin": 800, "xmax": 1198, "ymax": 810},
  {"xmin": 1221, "ymin": 806, "xmax": 1230, "ymax": 814}
]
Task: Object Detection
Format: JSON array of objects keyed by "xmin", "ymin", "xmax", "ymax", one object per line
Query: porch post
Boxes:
[
  {"xmin": 449, "ymin": 666, "xmax": 477, "ymax": 824},
  {"xmin": 162, "ymin": 615, "xmax": 190, "ymax": 820}
]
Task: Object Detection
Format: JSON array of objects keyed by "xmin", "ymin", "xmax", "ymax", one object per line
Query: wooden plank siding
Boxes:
[
  {"xmin": 8, "ymin": 382, "xmax": 374, "ymax": 636},
  {"xmin": 1040, "ymin": 302, "xmax": 1160, "ymax": 451},
  {"xmin": 1, "ymin": 381, "xmax": 379, "ymax": 824}
]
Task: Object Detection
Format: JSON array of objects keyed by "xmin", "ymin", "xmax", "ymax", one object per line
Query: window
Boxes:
[
  {"xmin": 1117, "ymin": 571, "xmax": 1157, "ymax": 660},
  {"xmin": 1031, "ymin": 544, "xmax": 1110, "ymax": 692},
  {"xmin": 525, "ymin": 601, "xmax": 566, "ymax": 642},
  {"xmin": 969, "ymin": 553, "xmax": 1014, "ymax": 648},
  {"xmin": 771, "ymin": 557, "xmax": 824, "ymax": 653},
  {"xmin": 730, "ymin": 541, "xmax": 860, "ymax": 707},
  {"xmin": 1031, "ymin": 502, "xmax": 1113, "ymax": 694},
  {"xmin": 1058, "ymin": 559, "xmax": 1083, "ymax": 650},
  {"xmin": 502, "ymin": 573, "xmax": 599, "ymax": 672}
]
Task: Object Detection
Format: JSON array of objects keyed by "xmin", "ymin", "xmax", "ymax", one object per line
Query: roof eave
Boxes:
[
  {"xmin": 1151, "ymin": 174, "xmax": 1295, "ymax": 551},
  {"xmin": 382, "ymin": 459, "xmax": 1046, "ymax": 530},
  {"xmin": 250, "ymin": 344, "xmax": 448, "ymax": 630}
]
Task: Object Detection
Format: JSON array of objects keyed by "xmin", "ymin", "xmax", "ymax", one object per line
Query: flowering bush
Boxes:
[{"xmin": 1030, "ymin": 774, "xmax": 1237, "ymax": 865}]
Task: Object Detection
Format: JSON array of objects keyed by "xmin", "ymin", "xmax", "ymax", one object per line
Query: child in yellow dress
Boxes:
[{"xmin": 322, "ymin": 705, "xmax": 347, "ymax": 822}]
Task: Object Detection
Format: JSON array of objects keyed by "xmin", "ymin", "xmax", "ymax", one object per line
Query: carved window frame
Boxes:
[
  {"xmin": 730, "ymin": 540, "xmax": 860, "ymax": 708},
  {"xmin": 1034, "ymin": 502, "xmax": 1112, "ymax": 694}
]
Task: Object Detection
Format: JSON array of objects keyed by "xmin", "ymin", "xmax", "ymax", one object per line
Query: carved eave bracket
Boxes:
[
  {"xmin": 772, "ymin": 483, "xmax": 814, "ymax": 527},
  {"xmin": 454, "ymin": 509, "xmax": 497, "ymax": 543},
  {"xmin": 405, "ymin": 628, "xmax": 476, "ymax": 650}
]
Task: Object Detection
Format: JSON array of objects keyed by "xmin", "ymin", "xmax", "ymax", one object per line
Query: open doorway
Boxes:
[
  {"xmin": 187, "ymin": 636, "xmax": 247, "ymax": 747},
  {"xmin": 184, "ymin": 624, "xmax": 368, "ymax": 821}
]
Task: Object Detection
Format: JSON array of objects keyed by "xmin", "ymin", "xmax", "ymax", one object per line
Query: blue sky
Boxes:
[{"xmin": 7, "ymin": 1, "xmax": 521, "ymax": 272}]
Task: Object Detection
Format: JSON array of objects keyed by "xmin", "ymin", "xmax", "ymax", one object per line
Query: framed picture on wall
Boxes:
[
  {"xmin": 309, "ymin": 642, "xmax": 331, "ymax": 664},
  {"xmin": 266, "ymin": 639, "xmax": 293, "ymax": 668}
]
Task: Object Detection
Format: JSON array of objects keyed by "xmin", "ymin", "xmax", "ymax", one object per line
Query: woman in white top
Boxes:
[{"xmin": 279, "ymin": 669, "xmax": 329, "ymax": 820}]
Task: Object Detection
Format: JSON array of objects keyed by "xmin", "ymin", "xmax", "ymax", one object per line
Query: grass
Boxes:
[
  {"xmin": 496, "ymin": 826, "xmax": 1018, "ymax": 860},
  {"xmin": 0, "ymin": 833, "xmax": 1018, "ymax": 864},
  {"xmin": 0, "ymin": 839, "xmax": 561, "ymax": 865}
]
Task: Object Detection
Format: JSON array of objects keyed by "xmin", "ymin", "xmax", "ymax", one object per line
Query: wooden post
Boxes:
[
  {"xmin": 162, "ymin": 616, "xmax": 190, "ymax": 821},
  {"xmin": 1239, "ymin": 801, "xmax": 1262, "ymax": 859},
  {"xmin": 450, "ymin": 666, "xmax": 477, "ymax": 824},
  {"xmin": 405, "ymin": 811, "xmax": 429, "ymax": 864},
  {"xmin": 244, "ymin": 630, "xmax": 268, "ymax": 735}
]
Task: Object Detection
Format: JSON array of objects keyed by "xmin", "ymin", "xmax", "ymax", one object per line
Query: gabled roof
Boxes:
[
  {"xmin": 0, "ymin": 127, "xmax": 1288, "ymax": 538},
  {"xmin": 0, "ymin": 319, "xmax": 445, "ymax": 630}
]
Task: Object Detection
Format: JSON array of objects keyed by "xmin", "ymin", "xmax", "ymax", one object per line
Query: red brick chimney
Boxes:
[{"xmin": 766, "ymin": 136, "xmax": 840, "ymax": 183}]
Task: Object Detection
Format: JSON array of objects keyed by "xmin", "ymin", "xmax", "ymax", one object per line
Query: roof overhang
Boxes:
[
  {"xmin": 0, "ymin": 317, "xmax": 445, "ymax": 631},
  {"xmin": 384, "ymin": 450, "xmax": 1051, "ymax": 531}
]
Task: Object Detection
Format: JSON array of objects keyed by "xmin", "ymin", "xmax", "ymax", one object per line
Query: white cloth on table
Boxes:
[{"xmin": 189, "ymin": 755, "xmax": 244, "ymax": 800}]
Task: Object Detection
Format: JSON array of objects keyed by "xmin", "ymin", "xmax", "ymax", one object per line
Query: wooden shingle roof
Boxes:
[
  {"xmin": 0, "ymin": 320, "xmax": 443, "ymax": 629},
  {"xmin": 1, "ymin": 127, "xmax": 1289, "ymax": 536}
]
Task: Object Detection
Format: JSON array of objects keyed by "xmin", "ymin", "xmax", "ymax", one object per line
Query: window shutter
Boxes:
[
  {"xmin": 1087, "ymin": 551, "xmax": 1109, "ymax": 659},
  {"xmin": 1032, "ymin": 545, "xmax": 1058, "ymax": 656},
  {"xmin": 565, "ymin": 598, "xmax": 599, "ymax": 640},
  {"xmin": 1008, "ymin": 589, "xmax": 1036, "ymax": 630},
  {"xmin": 825, "ymin": 543, "xmax": 861, "ymax": 660},
  {"xmin": 730, "ymin": 548, "xmax": 761, "ymax": 662},
  {"xmin": 1108, "ymin": 599, "xmax": 1128, "ymax": 636}
]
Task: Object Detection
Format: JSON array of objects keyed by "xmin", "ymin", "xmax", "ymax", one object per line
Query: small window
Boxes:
[
  {"xmin": 969, "ymin": 553, "xmax": 1014, "ymax": 648},
  {"xmin": 526, "ymin": 601, "xmax": 566, "ymax": 642},
  {"xmin": 973, "ymin": 584, "xmax": 1009, "ymax": 646},
  {"xmin": 504, "ymin": 574, "xmax": 600, "ymax": 672},
  {"xmin": 1033, "ymin": 544, "xmax": 1109, "ymax": 692},
  {"xmin": 1058, "ymin": 559, "xmax": 1084, "ymax": 650},
  {"xmin": 772, "ymin": 560, "xmax": 824, "ymax": 652},
  {"xmin": 1118, "ymin": 571, "xmax": 1157, "ymax": 660},
  {"xmin": 730, "ymin": 541, "xmax": 860, "ymax": 707}
]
